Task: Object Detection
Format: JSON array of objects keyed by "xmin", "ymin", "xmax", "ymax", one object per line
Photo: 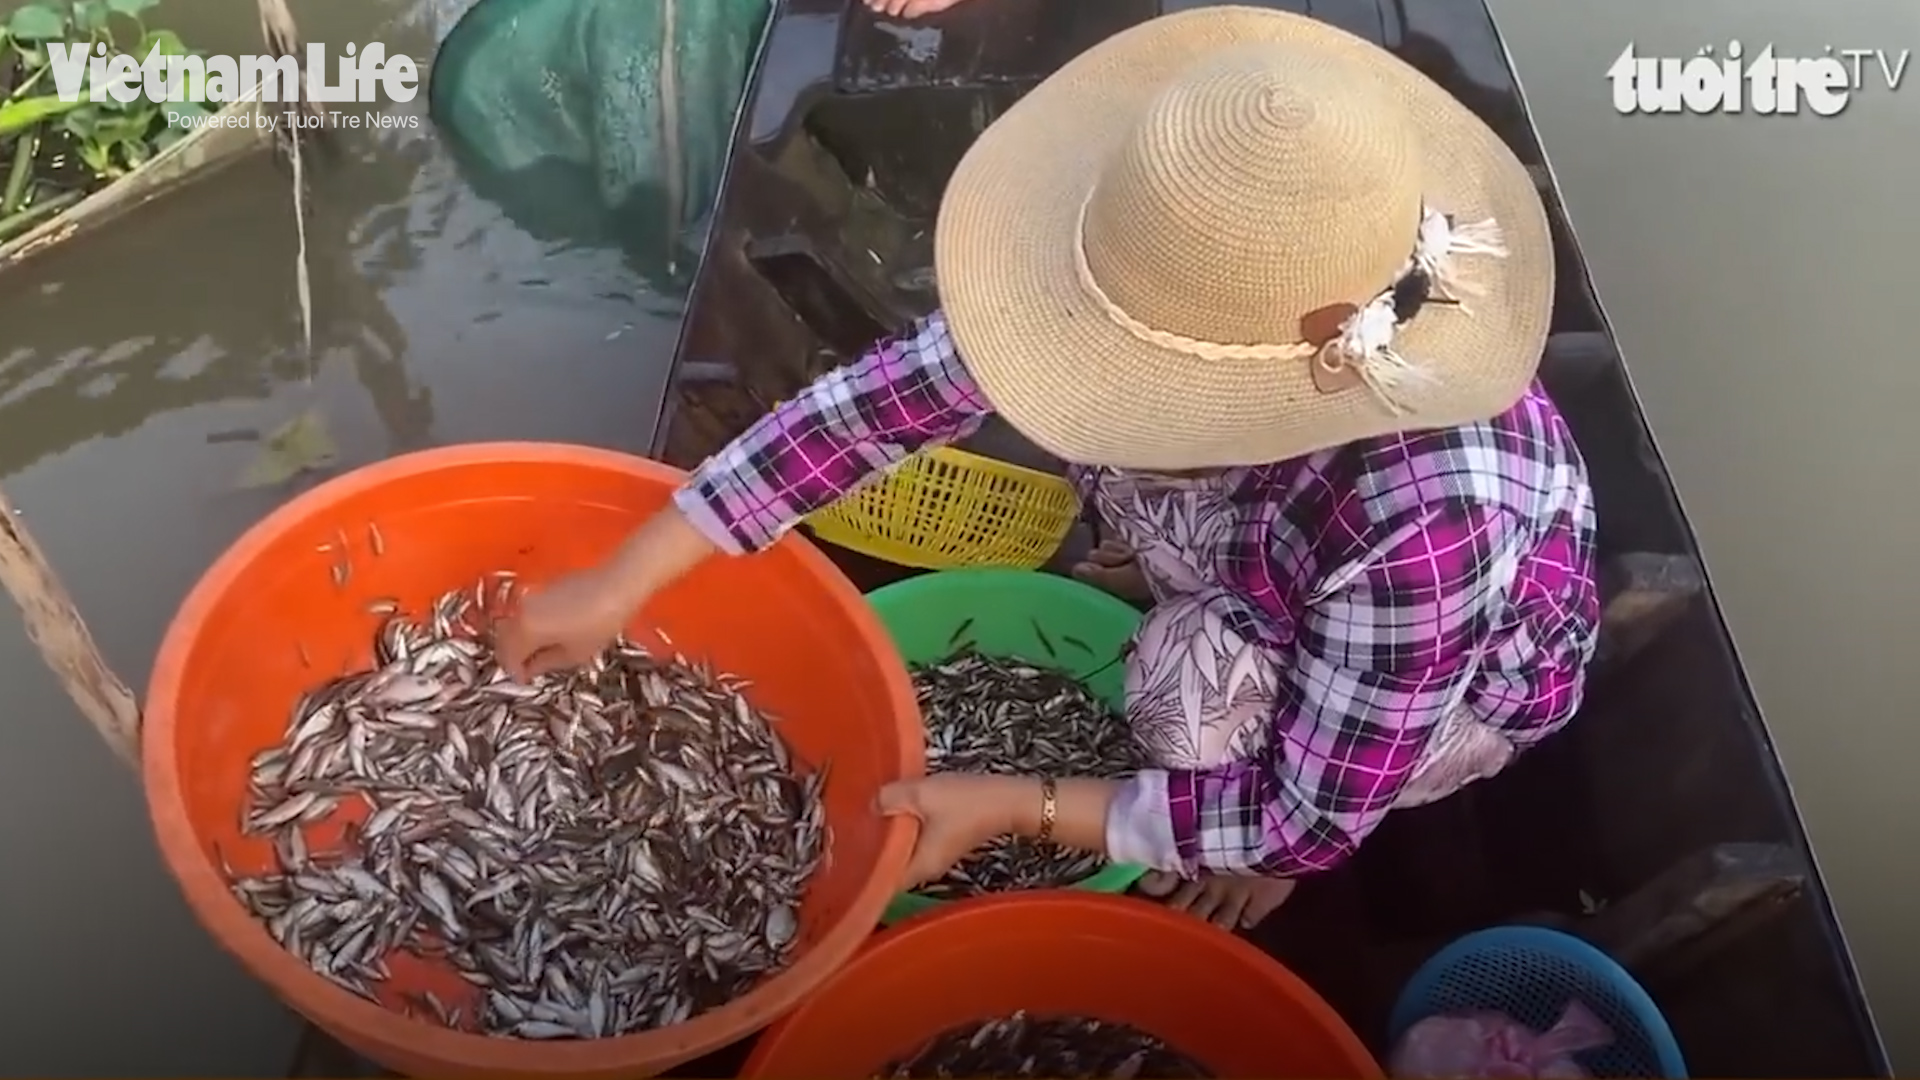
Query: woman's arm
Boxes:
[
  {"xmin": 591, "ymin": 312, "xmax": 991, "ymax": 609},
  {"xmin": 674, "ymin": 311, "xmax": 990, "ymax": 554}
]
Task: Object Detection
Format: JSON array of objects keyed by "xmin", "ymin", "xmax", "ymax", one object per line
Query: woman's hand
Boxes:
[
  {"xmin": 495, "ymin": 566, "xmax": 634, "ymax": 681},
  {"xmin": 877, "ymin": 774, "xmax": 1036, "ymax": 887},
  {"xmin": 880, "ymin": 773, "xmax": 1125, "ymax": 888},
  {"xmin": 495, "ymin": 504, "xmax": 720, "ymax": 681},
  {"xmin": 862, "ymin": 0, "xmax": 973, "ymax": 20}
]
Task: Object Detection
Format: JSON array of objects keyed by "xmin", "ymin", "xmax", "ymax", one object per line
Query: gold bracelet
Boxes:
[{"xmin": 1036, "ymin": 776, "xmax": 1058, "ymax": 847}]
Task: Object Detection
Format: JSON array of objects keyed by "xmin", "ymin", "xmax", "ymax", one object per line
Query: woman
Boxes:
[{"xmin": 497, "ymin": 7, "xmax": 1598, "ymax": 932}]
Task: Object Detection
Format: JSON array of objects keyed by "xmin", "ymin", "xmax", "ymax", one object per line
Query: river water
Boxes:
[
  {"xmin": 0, "ymin": 0, "xmax": 682, "ymax": 1070},
  {"xmin": 1490, "ymin": 0, "xmax": 1914, "ymax": 1067}
]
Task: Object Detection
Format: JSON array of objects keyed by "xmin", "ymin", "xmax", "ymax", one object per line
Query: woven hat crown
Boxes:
[{"xmin": 1081, "ymin": 40, "xmax": 1425, "ymax": 353}]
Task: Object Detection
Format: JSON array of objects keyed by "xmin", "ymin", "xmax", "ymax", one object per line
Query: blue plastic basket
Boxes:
[{"xmin": 1388, "ymin": 925, "xmax": 1688, "ymax": 1078}]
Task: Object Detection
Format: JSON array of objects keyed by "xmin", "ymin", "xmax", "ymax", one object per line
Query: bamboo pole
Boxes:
[
  {"xmin": 257, "ymin": 0, "xmax": 326, "ymax": 127},
  {"xmin": 0, "ymin": 487, "xmax": 141, "ymax": 766}
]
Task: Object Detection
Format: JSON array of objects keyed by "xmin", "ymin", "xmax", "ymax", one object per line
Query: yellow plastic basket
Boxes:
[{"xmin": 804, "ymin": 445, "xmax": 1082, "ymax": 571}]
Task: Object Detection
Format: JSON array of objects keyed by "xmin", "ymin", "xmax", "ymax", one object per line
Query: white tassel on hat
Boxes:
[{"xmin": 1324, "ymin": 207, "xmax": 1509, "ymax": 412}]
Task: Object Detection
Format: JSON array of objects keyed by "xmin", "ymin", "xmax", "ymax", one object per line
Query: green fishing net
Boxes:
[{"xmin": 427, "ymin": 0, "xmax": 771, "ymax": 287}]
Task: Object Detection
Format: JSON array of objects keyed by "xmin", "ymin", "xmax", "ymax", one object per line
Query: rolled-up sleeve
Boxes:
[
  {"xmin": 673, "ymin": 311, "xmax": 992, "ymax": 554},
  {"xmin": 1106, "ymin": 502, "xmax": 1522, "ymax": 877}
]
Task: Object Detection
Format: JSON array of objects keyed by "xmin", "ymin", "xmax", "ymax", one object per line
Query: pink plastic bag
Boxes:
[{"xmin": 1389, "ymin": 1001, "xmax": 1616, "ymax": 1078}]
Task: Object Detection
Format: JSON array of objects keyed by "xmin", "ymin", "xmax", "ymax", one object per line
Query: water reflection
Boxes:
[
  {"xmin": 0, "ymin": 140, "xmax": 438, "ymax": 487},
  {"xmin": 0, "ymin": 164, "xmax": 307, "ymax": 472},
  {"xmin": 0, "ymin": 0, "xmax": 683, "ymax": 1069}
]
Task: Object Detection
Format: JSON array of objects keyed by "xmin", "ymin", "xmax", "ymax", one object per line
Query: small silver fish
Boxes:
[
  {"xmin": 911, "ymin": 648, "xmax": 1140, "ymax": 898},
  {"xmin": 230, "ymin": 575, "xmax": 829, "ymax": 1040},
  {"xmin": 881, "ymin": 1012, "xmax": 1214, "ymax": 1079}
]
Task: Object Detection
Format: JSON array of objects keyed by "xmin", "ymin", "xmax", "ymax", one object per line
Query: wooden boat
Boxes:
[
  {"xmin": 0, "ymin": 78, "xmax": 277, "ymax": 274},
  {"xmin": 284, "ymin": 0, "xmax": 1885, "ymax": 1074},
  {"xmin": 644, "ymin": 0, "xmax": 1890, "ymax": 1075}
]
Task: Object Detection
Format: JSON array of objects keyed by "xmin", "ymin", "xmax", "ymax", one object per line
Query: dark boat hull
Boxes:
[{"xmin": 652, "ymin": 1, "xmax": 1888, "ymax": 1076}]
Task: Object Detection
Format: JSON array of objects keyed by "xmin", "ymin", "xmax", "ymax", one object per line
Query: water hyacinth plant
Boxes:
[{"xmin": 0, "ymin": 0, "xmax": 205, "ymax": 241}]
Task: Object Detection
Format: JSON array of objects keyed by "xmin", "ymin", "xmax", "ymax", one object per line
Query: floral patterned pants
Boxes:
[
  {"xmin": 1125, "ymin": 588, "xmax": 1515, "ymax": 808},
  {"xmin": 1086, "ymin": 469, "xmax": 1517, "ymax": 809}
]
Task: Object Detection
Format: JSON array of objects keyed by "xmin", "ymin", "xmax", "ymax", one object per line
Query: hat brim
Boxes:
[{"xmin": 934, "ymin": 5, "xmax": 1553, "ymax": 471}]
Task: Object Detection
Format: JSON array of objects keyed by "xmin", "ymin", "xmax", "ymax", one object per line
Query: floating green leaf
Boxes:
[
  {"xmin": 239, "ymin": 408, "xmax": 339, "ymax": 489},
  {"xmin": 90, "ymin": 112, "xmax": 150, "ymax": 144},
  {"xmin": 164, "ymin": 99, "xmax": 208, "ymax": 122},
  {"xmin": 106, "ymin": 0, "xmax": 159, "ymax": 16},
  {"xmin": 60, "ymin": 104, "xmax": 100, "ymax": 137},
  {"xmin": 0, "ymin": 94, "xmax": 82, "ymax": 138},
  {"xmin": 6, "ymin": 4, "xmax": 67, "ymax": 40},
  {"xmin": 135, "ymin": 28, "xmax": 185, "ymax": 58},
  {"xmin": 76, "ymin": 139, "xmax": 110, "ymax": 173},
  {"xmin": 73, "ymin": 0, "xmax": 109, "ymax": 34}
]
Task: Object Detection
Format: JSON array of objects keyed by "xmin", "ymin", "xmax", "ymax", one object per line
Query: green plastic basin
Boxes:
[{"xmin": 863, "ymin": 568, "xmax": 1149, "ymax": 925}]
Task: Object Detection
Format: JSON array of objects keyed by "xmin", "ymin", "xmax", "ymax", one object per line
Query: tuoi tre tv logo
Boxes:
[{"xmin": 1608, "ymin": 41, "xmax": 1910, "ymax": 116}]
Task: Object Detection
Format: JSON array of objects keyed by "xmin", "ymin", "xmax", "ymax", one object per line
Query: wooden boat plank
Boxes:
[{"xmin": 0, "ymin": 85, "xmax": 275, "ymax": 274}]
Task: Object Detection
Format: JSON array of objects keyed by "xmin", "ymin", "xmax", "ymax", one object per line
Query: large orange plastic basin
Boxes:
[
  {"xmin": 142, "ymin": 443, "xmax": 924, "ymax": 1079},
  {"xmin": 741, "ymin": 892, "xmax": 1384, "ymax": 1079}
]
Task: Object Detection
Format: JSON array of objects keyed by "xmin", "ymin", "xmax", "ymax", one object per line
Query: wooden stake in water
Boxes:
[{"xmin": 0, "ymin": 485, "xmax": 140, "ymax": 765}]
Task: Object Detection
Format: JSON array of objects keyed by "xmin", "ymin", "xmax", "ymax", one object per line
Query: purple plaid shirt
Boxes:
[{"xmin": 675, "ymin": 312, "xmax": 1599, "ymax": 877}]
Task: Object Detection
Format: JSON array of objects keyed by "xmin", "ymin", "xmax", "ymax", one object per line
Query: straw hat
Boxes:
[{"xmin": 934, "ymin": 6, "xmax": 1552, "ymax": 471}]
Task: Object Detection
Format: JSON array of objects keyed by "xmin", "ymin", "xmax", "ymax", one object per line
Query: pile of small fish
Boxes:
[
  {"xmin": 227, "ymin": 573, "xmax": 829, "ymax": 1039},
  {"xmin": 879, "ymin": 1012, "xmax": 1215, "ymax": 1079},
  {"xmin": 911, "ymin": 644, "xmax": 1145, "ymax": 899}
]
